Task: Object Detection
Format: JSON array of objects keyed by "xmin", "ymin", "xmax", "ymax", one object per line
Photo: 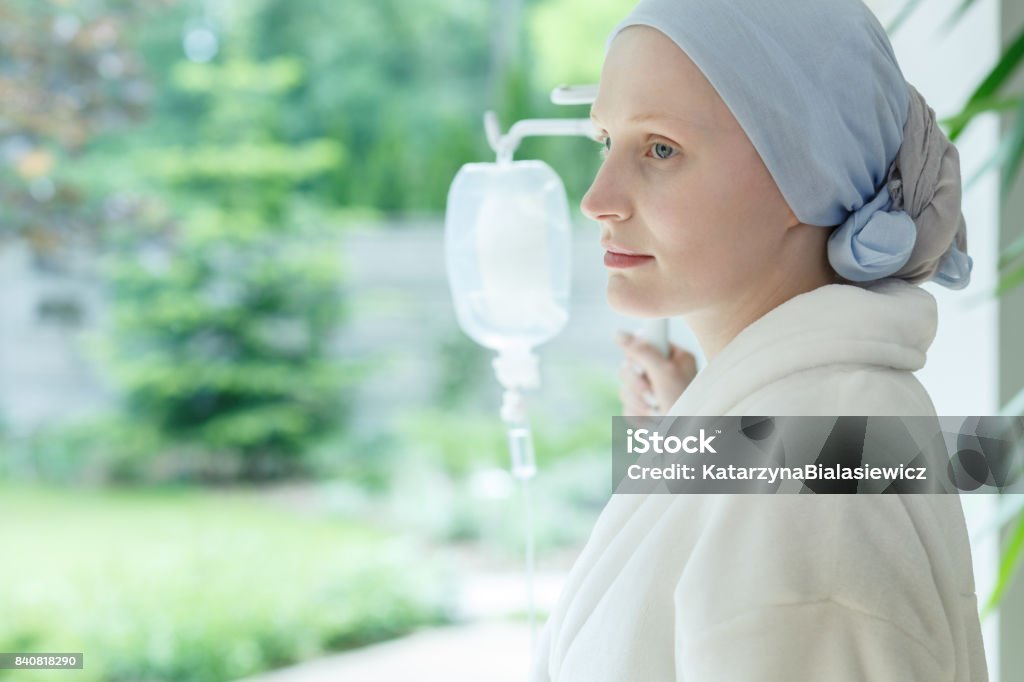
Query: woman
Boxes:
[{"xmin": 529, "ymin": 1, "xmax": 987, "ymax": 680}]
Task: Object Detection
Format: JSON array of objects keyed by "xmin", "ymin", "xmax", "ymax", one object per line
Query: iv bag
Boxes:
[{"xmin": 445, "ymin": 160, "xmax": 571, "ymax": 352}]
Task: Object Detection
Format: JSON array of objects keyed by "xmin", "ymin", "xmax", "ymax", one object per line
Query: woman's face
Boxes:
[{"xmin": 582, "ymin": 25, "xmax": 800, "ymax": 318}]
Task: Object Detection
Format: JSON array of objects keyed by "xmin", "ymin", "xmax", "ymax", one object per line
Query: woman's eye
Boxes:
[
  {"xmin": 652, "ymin": 142, "xmax": 677, "ymax": 159},
  {"xmin": 595, "ymin": 137, "xmax": 677, "ymax": 160}
]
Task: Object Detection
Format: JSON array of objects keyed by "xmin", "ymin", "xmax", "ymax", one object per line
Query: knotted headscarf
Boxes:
[{"xmin": 605, "ymin": 0, "xmax": 972, "ymax": 289}]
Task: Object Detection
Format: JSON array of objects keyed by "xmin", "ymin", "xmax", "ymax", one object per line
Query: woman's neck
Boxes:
[{"xmin": 684, "ymin": 228, "xmax": 839, "ymax": 363}]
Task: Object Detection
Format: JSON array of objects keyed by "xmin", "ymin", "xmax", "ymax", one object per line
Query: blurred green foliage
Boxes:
[
  {"xmin": 382, "ymin": 366, "xmax": 620, "ymax": 558},
  {"xmin": 0, "ymin": 0, "xmax": 632, "ymax": 677},
  {"xmin": 528, "ymin": 0, "xmax": 633, "ymax": 87},
  {"xmin": 0, "ymin": 0, "xmax": 169, "ymax": 253},
  {"xmin": 243, "ymin": 0, "xmax": 496, "ymax": 213},
  {"xmin": 95, "ymin": 36, "xmax": 359, "ymax": 479},
  {"xmin": 0, "ymin": 0, "xmax": 634, "ymax": 485},
  {"xmin": 3, "ymin": 416, "xmax": 167, "ymax": 485},
  {"xmin": 0, "ymin": 0, "xmax": 638, "ymax": 455},
  {"xmin": 394, "ymin": 389, "xmax": 617, "ymax": 481},
  {"xmin": 210, "ymin": 0, "xmax": 634, "ymax": 214},
  {"xmin": 0, "ymin": 485, "xmax": 454, "ymax": 682},
  {"xmin": 98, "ymin": 211, "xmax": 357, "ymax": 479}
]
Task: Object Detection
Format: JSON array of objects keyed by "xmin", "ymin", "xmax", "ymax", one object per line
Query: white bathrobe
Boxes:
[{"xmin": 529, "ymin": 279, "xmax": 988, "ymax": 681}]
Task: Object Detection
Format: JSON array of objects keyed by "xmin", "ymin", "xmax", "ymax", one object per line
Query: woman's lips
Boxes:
[{"xmin": 604, "ymin": 251, "xmax": 654, "ymax": 268}]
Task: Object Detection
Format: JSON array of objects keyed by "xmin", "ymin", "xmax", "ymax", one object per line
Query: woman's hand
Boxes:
[{"xmin": 615, "ymin": 330, "xmax": 698, "ymax": 417}]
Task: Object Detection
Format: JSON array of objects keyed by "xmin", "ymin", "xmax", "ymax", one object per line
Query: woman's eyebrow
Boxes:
[{"xmin": 589, "ymin": 109, "xmax": 711, "ymax": 130}]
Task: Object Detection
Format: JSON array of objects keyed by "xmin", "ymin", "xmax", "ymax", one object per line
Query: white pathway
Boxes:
[
  {"xmin": 238, "ymin": 621, "xmax": 536, "ymax": 682},
  {"xmin": 236, "ymin": 572, "xmax": 565, "ymax": 682}
]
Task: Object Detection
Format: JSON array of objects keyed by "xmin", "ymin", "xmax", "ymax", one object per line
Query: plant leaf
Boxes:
[
  {"xmin": 942, "ymin": 96, "xmax": 1022, "ymax": 142},
  {"xmin": 982, "ymin": 507, "xmax": 1024, "ymax": 618},
  {"xmin": 999, "ymin": 98, "xmax": 1024, "ymax": 202},
  {"xmin": 960, "ymin": 98, "xmax": 1024, "ymax": 201},
  {"xmin": 949, "ymin": 24, "xmax": 1024, "ymax": 141},
  {"xmin": 996, "ymin": 262, "xmax": 1024, "ymax": 298},
  {"xmin": 885, "ymin": 0, "xmax": 926, "ymax": 35},
  {"xmin": 963, "ymin": 126, "xmax": 1015, "ymax": 193},
  {"xmin": 1001, "ymin": 382, "xmax": 1024, "ymax": 418},
  {"xmin": 939, "ymin": 0, "xmax": 979, "ymax": 36},
  {"xmin": 998, "ymin": 229, "xmax": 1024, "ymax": 270}
]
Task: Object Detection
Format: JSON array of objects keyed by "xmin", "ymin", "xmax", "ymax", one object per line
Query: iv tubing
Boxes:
[{"xmin": 499, "ymin": 383, "xmax": 539, "ymax": 655}]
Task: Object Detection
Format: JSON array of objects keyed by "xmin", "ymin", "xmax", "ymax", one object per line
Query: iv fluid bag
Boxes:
[{"xmin": 445, "ymin": 160, "xmax": 571, "ymax": 351}]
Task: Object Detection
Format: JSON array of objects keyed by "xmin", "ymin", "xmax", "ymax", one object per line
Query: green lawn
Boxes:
[{"xmin": 0, "ymin": 484, "xmax": 453, "ymax": 681}]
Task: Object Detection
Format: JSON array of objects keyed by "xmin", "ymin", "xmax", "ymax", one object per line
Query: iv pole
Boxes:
[{"xmin": 479, "ymin": 84, "xmax": 670, "ymax": 661}]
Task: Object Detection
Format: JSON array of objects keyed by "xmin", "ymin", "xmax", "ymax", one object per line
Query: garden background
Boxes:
[{"xmin": 1, "ymin": 0, "xmax": 1023, "ymax": 680}]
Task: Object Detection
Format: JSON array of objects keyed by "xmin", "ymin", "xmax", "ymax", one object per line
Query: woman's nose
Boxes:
[{"xmin": 580, "ymin": 162, "xmax": 631, "ymax": 223}]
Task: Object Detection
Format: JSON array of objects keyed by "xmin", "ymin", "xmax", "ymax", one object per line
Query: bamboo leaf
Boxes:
[
  {"xmin": 962, "ymin": 126, "xmax": 1016, "ymax": 193},
  {"xmin": 961, "ymin": 99, "xmax": 1024, "ymax": 200},
  {"xmin": 982, "ymin": 508, "xmax": 1024, "ymax": 618},
  {"xmin": 1002, "ymin": 383, "xmax": 1024, "ymax": 418},
  {"xmin": 998, "ymin": 229, "xmax": 1024, "ymax": 270},
  {"xmin": 999, "ymin": 98, "xmax": 1024, "ymax": 202},
  {"xmin": 948, "ymin": 24, "xmax": 1024, "ymax": 141},
  {"xmin": 939, "ymin": 0, "xmax": 979, "ymax": 36},
  {"xmin": 942, "ymin": 96, "xmax": 1022, "ymax": 142},
  {"xmin": 996, "ymin": 261, "xmax": 1024, "ymax": 298},
  {"xmin": 885, "ymin": 0, "xmax": 926, "ymax": 35}
]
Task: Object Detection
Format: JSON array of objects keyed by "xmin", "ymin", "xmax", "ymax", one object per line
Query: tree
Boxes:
[
  {"xmin": 102, "ymin": 21, "xmax": 357, "ymax": 481},
  {"xmin": 0, "ymin": 0, "xmax": 170, "ymax": 258}
]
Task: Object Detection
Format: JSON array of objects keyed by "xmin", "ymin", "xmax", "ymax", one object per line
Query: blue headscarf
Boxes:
[{"xmin": 605, "ymin": 0, "xmax": 972, "ymax": 289}]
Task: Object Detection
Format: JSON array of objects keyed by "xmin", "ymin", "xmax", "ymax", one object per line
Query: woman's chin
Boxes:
[{"xmin": 607, "ymin": 284, "xmax": 668, "ymax": 318}]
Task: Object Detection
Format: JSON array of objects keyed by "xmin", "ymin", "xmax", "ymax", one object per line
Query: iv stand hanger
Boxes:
[{"xmin": 470, "ymin": 83, "xmax": 670, "ymax": 664}]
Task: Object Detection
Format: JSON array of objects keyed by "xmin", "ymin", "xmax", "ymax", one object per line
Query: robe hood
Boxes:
[{"xmin": 667, "ymin": 278, "xmax": 938, "ymax": 416}]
